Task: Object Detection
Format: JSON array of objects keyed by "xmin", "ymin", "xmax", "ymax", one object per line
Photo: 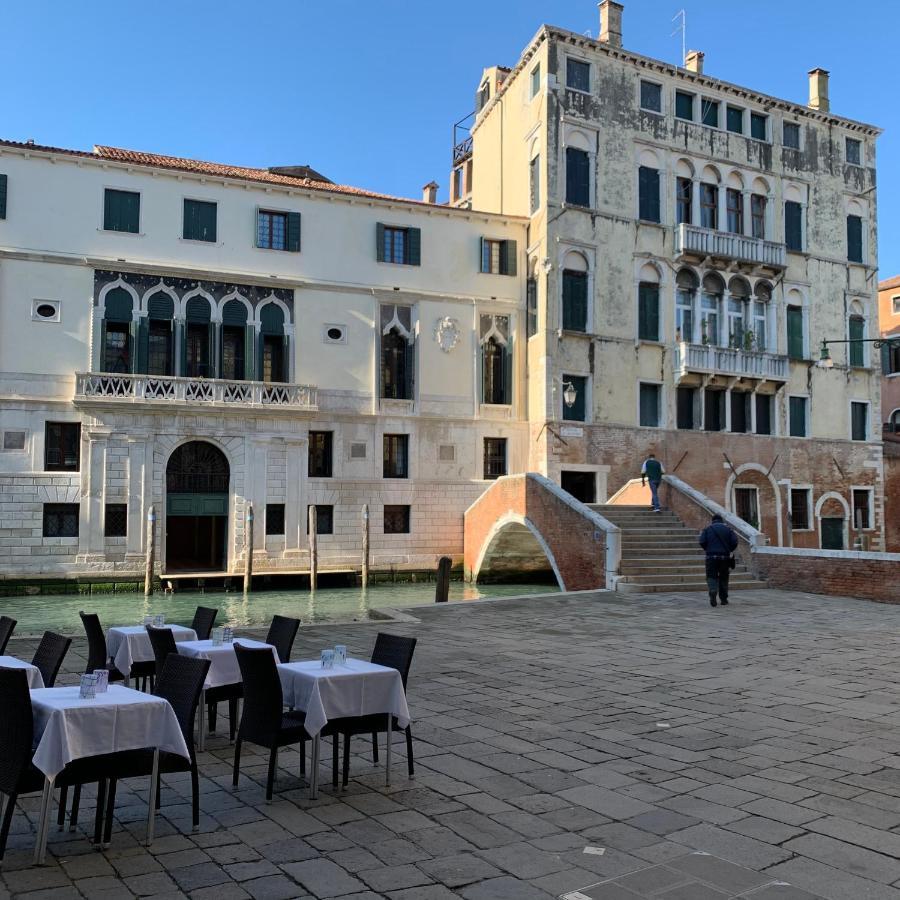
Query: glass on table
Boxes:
[
  {"xmin": 211, "ymin": 627, "xmax": 223, "ymax": 647},
  {"xmin": 321, "ymin": 649, "xmax": 335, "ymax": 669},
  {"xmin": 79, "ymin": 673, "xmax": 98, "ymax": 699},
  {"xmin": 153, "ymin": 614, "xmax": 165, "ymax": 627},
  {"xmin": 334, "ymin": 645, "xmax": 347, "ymax": 666},
  {"xmin": 95, "ymin": 669, "xmax": 109, "ymax": 693},
  {"xmin": 223, "ymin": 627, "xmax": 234, "ymax": 644}
]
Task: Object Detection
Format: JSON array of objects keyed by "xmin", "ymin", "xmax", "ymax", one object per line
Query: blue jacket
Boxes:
[{"xmin": 699, "ymin": 521, "xmax": 738, "ymax": 557}]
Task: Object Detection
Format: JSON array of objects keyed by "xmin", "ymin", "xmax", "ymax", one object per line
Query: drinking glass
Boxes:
[
  {"xmin": 79, "ymin": 673, "xmax": 98, "ymax": 700},
  {"xmin": 143, "ymin": 615, "xmax": 153, "ymax": 626},
  {"xmin": 95, "ymin": 669, "xmax": 109, "ymax": 693},
  {"xmin": 223, "ymin": 627, "xmax": 234, "ymax": 644},
  {"xmin": 321, "ymin": 649, "xmax": 335, "ymax": 669},
  {"xmin": 334, "ymin": 645, "xmax": 347, "ymax": 665},
  {"xmin": 153, "ymin": 614, "xmax": 165, "ymax": 627},
  {"xmin": 211, "ymin": 627, "xmax": 223, "ymax": 647}
]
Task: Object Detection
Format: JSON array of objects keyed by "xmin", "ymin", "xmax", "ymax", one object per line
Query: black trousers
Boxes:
[{"xmin": 705, "ymin": 556, "xmax": 731, "ymax": 600}]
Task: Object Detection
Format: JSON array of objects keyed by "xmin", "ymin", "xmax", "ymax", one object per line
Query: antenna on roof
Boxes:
[{"xmin": 671, "ymin": 9, "xmax": 686, "ymax": 67}]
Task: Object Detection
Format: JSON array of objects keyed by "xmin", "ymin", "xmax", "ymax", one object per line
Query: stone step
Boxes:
[
  {"xmin": 618, "ymin": 570, "xmax": 757, "ymax": 585},
  {"xmin": 615, "ymin": 576, "xmax": 765, "ymax": 593},
  {"xmin": 621, "ymin": 538, "xmax": 701, "ymax": 548},
  {"xmin": 619, "ymin": 543, "xmax": 705, "ymax": 554}
]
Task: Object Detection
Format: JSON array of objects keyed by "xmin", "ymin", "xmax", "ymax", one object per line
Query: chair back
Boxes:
[
  {"xmin": 190, "ymin": 606, "xmax": 218, "ymax": 641},
  {"xmin": 371, "ymin": 633, "xmax": 417, "ymax": 688},
  {"xmin": 265, "ymin": 615, "xmax": 300, "ymax": 663},
  {"xmin": 79, "ymin": 611, "xmax": 109, "ymax": 673},
  {"xmin": 0, "ymin": 616, "xmax": 16, "ymax": 655},
  {"xmin": 0, "ymin": 667, "xmax": 35, "ymax": 795},
  {"xmin": 146, "ymin": 626, "xmax": 179, "ymax": 678},
  {"xmin": 153, "ymin": 654, "xmax": 210, "ymax": 756},
  {"xmin": 31, "ymin": 631, "xmax": 72, "ymax": 688},
  {"xmin": 234, "ymin": 644, "xmax": 284, "ymax": 742}
]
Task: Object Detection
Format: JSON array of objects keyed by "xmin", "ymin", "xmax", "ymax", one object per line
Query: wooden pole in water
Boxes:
[
  {"xmin": 144, "ymin": 505, "xmax": 156, "ymax": 598},
  {"xmin": 309, "ymin": 504, "xmax": 318, "ymax": 591},
  {"xmin": 435, "ymin": 556, "xmax": 452, "ymax": 603},
  {"xmin": 243, "ymin": 504, "xmax": 254, "ymax": 595},
  {"xmin": 361, "ymin": 504, "xmax": 370, "ymax": 588}
]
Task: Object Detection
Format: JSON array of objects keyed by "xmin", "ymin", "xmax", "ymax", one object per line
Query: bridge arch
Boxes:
[{"xmin": 472, "ymin": 513, "xmax": 564, "ymax": 589}]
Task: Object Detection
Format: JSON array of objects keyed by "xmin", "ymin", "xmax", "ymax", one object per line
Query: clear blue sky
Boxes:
[{"xmin": 3, "ymin": 0, "xmax": 897, "ymax": 276}]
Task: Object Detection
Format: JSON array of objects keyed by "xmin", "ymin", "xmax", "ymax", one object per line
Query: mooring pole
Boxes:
[
  {"xmin": 435, "ymin": 556, "xmax": 452, "ymax": 603},
  {"xmin": 361, "ymin": 504, "xmax": 370, "ymax": 588},
  {"xmin": 309, "ymin": 504, "xmax": 318, "ymax": 591},
  {"xmin": 243, "ymin": 504, "xmax": 254, "ymax": 595},
  {"xmin": 144, "ymin": 505, "xmax": 156, "ymax": 598}
]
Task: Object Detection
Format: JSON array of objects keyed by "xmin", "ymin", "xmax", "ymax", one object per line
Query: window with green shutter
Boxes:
[
  {"xmin": 638, "ymin": 282, "xmax": 660, "ymax": 341},
  {"xmin": 785, "ymin": 201, "xmax": 803, "ymax": 251},
  {"xmin": 750, "ymin": 112, "xmax": 768, "ymax": 141},
  {"xmin": 789, "ymin": 396, "xmax": 808, "ymax": 437},
  {"xmin": 638, "ymin": 166, "xmax": 660, "ymax": 223},
  {"xmin": 851, "ymin": 402, "xmax": 868, "ymax": 441},
  {"xmin": 183, "ymin": 199, "xmax": 217, "ymax": 242},
  {"xmin": 378, "ymin": 224, "xmax": 420, "ymax": 265},
  {"xmin": 726, "ymin": 106, "xmax": 744, "ymax": 134},
  {"xmin": 480, "ymin": 238, "xmax": 517, "ymax": 275},
  {"xmin": 639, "ymin": 383, "xmax": 661, "ymax": 427},
  {"xmin": 847, "ymin": 215, "xmax": 863, "ymax": 263},
  {"xmin": 0, "ymin": 173, "xmax": 7, "ymax": 219},
  {"xmin": 562, "ymin": 270, "xmax": 588, "ymax": 332},
  {"xmin": 565, "ymin": 148, "xmax": 590, "ymax": 207},
  {"xmin": 103, "ymin": 189, "xmax": 140, "ymax": 233},
  {"xmin": 787, "ymin": 306, "xmax": 804, "ymax": 360},
  {"xmin": 848, "ymin": 315, "xmax": 865, "ymax": 367},
  {"xmin": 675, "ymin": 91, "xmax": 694, "ymax": 121}
]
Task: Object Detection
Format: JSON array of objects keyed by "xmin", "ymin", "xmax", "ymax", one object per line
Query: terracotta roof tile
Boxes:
[{"xmin": 879, "ymin": 274, "xmax": 900, "ymax": 292}]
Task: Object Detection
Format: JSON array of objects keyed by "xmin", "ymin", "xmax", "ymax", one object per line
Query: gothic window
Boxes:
[
  {"xmin": 480, "ymin": 314, "xmax": 511, "ymax": 405},
  {"xmin": 380, "ymin": 305, "xmax": 414, "ymax": 400},
  {"xmin": 675, "ymin": 269, "xmax": 698, "ymax": 343}
]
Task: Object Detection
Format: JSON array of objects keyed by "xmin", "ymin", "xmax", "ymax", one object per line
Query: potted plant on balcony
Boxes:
[
  {"xmin": 743, "ymin": 330, "xmax": 756, "ymax": 353},
  {"xmin": 700, "ymin": 319, "xmax": 710, "ymax": 346}
]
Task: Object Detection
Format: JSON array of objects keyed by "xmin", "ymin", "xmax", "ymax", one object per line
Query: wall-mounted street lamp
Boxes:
[
  {"xmin": 562, "ymin": 380, "xmax": 578, "ymax": 408},
  {"xmin": 816, "ymin": 338, "xmax": 890, "ymax": 369}
]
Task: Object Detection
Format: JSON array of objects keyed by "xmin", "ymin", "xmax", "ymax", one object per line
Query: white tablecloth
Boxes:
[
  {"xmin": 108, "ymin": 625, "xmax": 197, "ymax": 677},
  {"xmin": 0, "ymin": 656, "xmax": 44, "ymax": 689},
  {"xmin": 30, "ymin": 685, "xmax": 189, "ymax": 778},
  {"xmin": 177, "ymin": 638, "xmax": 277, "ymax": 689},
  {"xmin": 278, "ymin": 658, "xmax": 411, "ymax": 738}
]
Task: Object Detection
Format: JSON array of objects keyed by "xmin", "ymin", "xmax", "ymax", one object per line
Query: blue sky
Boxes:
[{"xmin": 3, "ymin": 0, "xmax": 897, "ymax": 276}]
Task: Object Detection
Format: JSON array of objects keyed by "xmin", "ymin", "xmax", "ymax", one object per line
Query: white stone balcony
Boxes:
[
  {"xmin": 674, "ymin": 342, "xmax": 788, "ymax": 382},
  {"xmin": 74, "ymin": 372, "xmax": 317, "ymax": 410},
  {"xmin": 675, "ymin": 223, "xmax": 786, "ymax": 270}
]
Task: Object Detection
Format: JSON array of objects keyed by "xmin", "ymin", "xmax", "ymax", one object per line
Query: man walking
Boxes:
[
  {"xmin": 699, "ymin": 513, "xmax": 738, "ymax": 607},
  {"xmin": 641, "ymin": 452, "xmax": 665, "ymax": 512}
]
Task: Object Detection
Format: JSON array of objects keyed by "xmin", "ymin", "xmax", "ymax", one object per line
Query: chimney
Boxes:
[
  {"xmin": 808, "ymin": 68, "xmax": 830, "ymax": 113},
  {"xmin": 598, "ymin": 0, "xmax": 623, "ymax": 48},
  {"xmin": 422, "ymin": 181, "xmax": 438, "ymax": 204},
  {"xmin": 685, "ymin": 50, "xmax": 704, "ymax": 74}
]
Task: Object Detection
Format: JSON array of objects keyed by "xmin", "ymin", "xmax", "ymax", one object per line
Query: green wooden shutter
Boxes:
[
  {"xmin": 244, "ymin": 326, "xmax": 255, "ymax": 381},
  {"xmin": 787, "ymin": 307, "xmax": 804, "ymax": 360},
  {"xmin": 502, "ymin": 336, "xmax": 513, "ymax": 404},
  {"xmin": 849, "ymin": 317, "xmax": 864, "ymax": 367},
  {"xmin": 103, "ymin": 189, "xmax": 116, "ymax": 230},
  {"xmin": 406, "ymin": 228, "xmax": 421, "ymax": 266},
  {"xmin": 639, "ymin": 167, "xmax": 660, "ymax": 223},
  {"xmin": 99, "ymin": 321, "xmax": 108, "ymax": 371},
  {"xmin": 177, "ymin": 321, "xmax": 187, "ymax": 376},
  {"xmin": 785, "ymin": 201, "xmax": 802, "ymax": 251},
  {"xmin": 376, "ymin": 223, "xmax": 386, "ymax": 262},
  {"xmin": 480, "ymin": 237, "xmax": 488, "ymax": 273},
  {"xmin": 0, "ymin": 174, "xmax": 7, "ymax": 219},
  {"xmin": 847, "ymin": 215, "xmax": 863, "ymax": 263},
  {"xmin": 404, "ymin": 338, "xmax": 415, "ymax": 398},
  {"xmin": 563, "ymin": 271, "xmax": 588, "ymax": 332},
  {"xmin": 882, "ymin": 340, "xmax": 893, "ymax": 375},
  {"xmin": 286, "ymin": 212, "xmax": 301, "ymax": 252},
  {"xmin": 500, "ymin": 240, "xmax": 517, "ymax": 276},
  {"xmin": 638, "ymin": 283, "xmax": 659, "ymax": 341},
  {"xmin": 135, "ymin": 318, "xmax": 149, "ymax": 374}
]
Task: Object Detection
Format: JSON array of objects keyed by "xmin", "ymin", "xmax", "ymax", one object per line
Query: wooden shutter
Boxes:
[
  {"xmin": 244, "ymin": 326, "xmax": 256, "ymax": 381},
  {"xmin": 406, "ymin": 227, "xmax": 421, "ymax": 266},
  {"xmin": 785, "ymin": 202, "xmax": 802, "ymax": 250},
  {"xmin": 479, "ymin": 237, "xmax": 489, "ymax": 273},
  {"xmin": 404, "ymin": 337, "xmax": 415, "ymax": 399},
  {"xmin": 638, "ymin": 283, "xmax": 659, "ymax": 341},
  {"xmin": 502, "ymin": 335, "xmax": 513, "ymax": 404},
  {"xmin": 104, "ymin": 189, "xmax": 116, "ymax": 230},
  {"xmin": 135, "ymin": 318, "xmax": 149, "ymax": 374},
  {"xmin": 847, "ymin": 215, "xmax": 863, "ymax": 262},
  {"xmin": 638, "ymin": 167, "xmax": 660, "ymax": 223},
  {"xmin": 787, "ymin": 307, "xmax": 804, "ymax": 360},
  {"xmin": 286, "ymin": 212, "xmax": 301, "ymax": 252},
  {"xmin": 848, "ymin": 317, "xmax": 864, "ymax": 366},
  {"xmin": 177, "ymin": 321, "xmax": 187, "ymax": 376},
  {"xmin": 500, "ymin": 240, "xmax": 517, "ymax": 276},
  {"xmin": 0, "ymin": 173, "xmax": 7, "ymax": 219},
  {"xmin": 376, "ymin": 223, "xmax": 386, "ymax": 262},
  {"xmin": 566, "ymin": 148, "xmax": 590, "ymax": 206},
  {"xmin": 882, "ymin": 340, "xmax": 893, "ymax": 375},
  {"xmin": 563, "ymin": 271, "xmax": 588, "ymax": 331}
]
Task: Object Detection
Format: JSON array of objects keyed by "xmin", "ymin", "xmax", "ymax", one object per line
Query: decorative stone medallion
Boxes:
[{"xmin": 434, "ymin": 316, "xmax": 461, "ymax": 353}]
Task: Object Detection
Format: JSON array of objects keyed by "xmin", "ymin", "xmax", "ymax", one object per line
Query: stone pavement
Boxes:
[{"xmin": 3, "ymin": 587, "xmax": 900, "ymax": 899}]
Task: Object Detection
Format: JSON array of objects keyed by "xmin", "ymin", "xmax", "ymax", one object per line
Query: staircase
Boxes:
[{"xmin": 589, "ymin": 504, "xmax": 765, "ymax": 593}]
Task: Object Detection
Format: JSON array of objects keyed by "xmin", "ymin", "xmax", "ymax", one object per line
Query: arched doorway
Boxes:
[{"xmin": 166, "ymin": 441, "xmax": 229, "ymax": 572}]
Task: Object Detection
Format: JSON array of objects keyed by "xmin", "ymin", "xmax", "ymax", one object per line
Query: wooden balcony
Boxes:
[
  {"xmin": 675, "ymin": 223, "xmax": 786, "ymax": 271},
  {"xmin": 674, "ymin": 342, "xmax": 788, "ymax": 382}
]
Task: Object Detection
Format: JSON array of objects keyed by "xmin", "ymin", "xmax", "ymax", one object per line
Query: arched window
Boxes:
[
  {"xmin": 726, "ymin": 172, "xmax": 744, "ymax": 235},
  {"xmin": 184, "ymin": 295, "xmax": 213, "ymax": 378},
  {"xmin": 380, "ymin": 304, "xmax": 413, "ymax": 400},
  {"xmin": 700, "ymin": 166, "xmax": 720, "ymax": 230},
  {"xmin": 751, "ymin": 177, "xmax": 769, "ymax": 240},
  {"xmin": 480, "ymin": 314, "xmax": 511, "ymax": 405},
  {"xmin": 701, "ymin": 273, "xmax": 724, "ymax": 346},
  {"xmin": 848, "ymin": 302, "xmax": 866, "ymax": 367},
  {"xmin": 753, "ymin": 282, "xmax": 772, "ymax": 352},
  {"xmin": 145, "ymin": 291, "xmax": 174, "ymax": 376},
  {"xmin": 638, "ymin": 263, "xmax": 661, "ymax": 342},
  {"xmin": 102, "ymin": 287, "xmax": 133, "ymax": 373},
  {"xmin": 221, "ymin": 298, "xmax": 249, "ymax": 381},
  {"xmin": 675, "ymin": 269, "xmax": 698, "ymax": 343},
  {"xmin": 562, "ymin": 251, "xmax": 589, "ymax": 332},
  {"xmin": 259, "ymin": 303, "xmax": 287, "ymax": 383},
  {"xmin": 727, "ymin": 277, "xmax": 751, "ymax": 349}
]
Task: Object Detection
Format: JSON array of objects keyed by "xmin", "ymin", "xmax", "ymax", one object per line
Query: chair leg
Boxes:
[
  {"xmin": 300, "ymin": 738, "xmax": 306, "ymax": 777},
  {"xmin": 232, "ymin": 738, "xmax": 242, "ymax": 788},
  {"xmin": 57, "ymin": 785, "xmax": 68, "ymax": 830},
  {"xmin": 371, "ymin": 733, "xmax": 378, "ymax": 764},
  {"xmin": 190, "ymin": 763, "xmax": 200, "ymax": 831},
  {"xmin": 405, "ymin": 726, "xmax": 414, "ymax": 777},
  {"xmin": 0, "ymin": 792, "xmax": 18, "ymax": 863},
  {"xmin": 332, "ymin": 736, "xmax": 339, "ymax": 789},
  {"xmin": 342, "ymin": 733, "xmax": 351, "ymax": 788},
  {"xmin": 103, "ymin": 780, "xmax": 117, "ymax": 845},
  {"xmin": 69, "ymin": 784, "xmax": 81, "ymax": 832},
  {"xmin": 266, "ymin": 748, "xmax": 277, "ymax": 802},
  {"xmin": 208, "ymin": 701, "xmax": 217, "ymax": 734},
  {"xmin": 92, "ymin": 781, "xmax": 107, "ymax": 845},
  {"xmin": 228, "ymin": 698, "xmax": 238, "ymax": 742}
]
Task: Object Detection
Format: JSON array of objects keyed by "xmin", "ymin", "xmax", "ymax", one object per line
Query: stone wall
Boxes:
[{"xmin": 884, "ymin": 436, "xmax": 900, "ymax": 553}]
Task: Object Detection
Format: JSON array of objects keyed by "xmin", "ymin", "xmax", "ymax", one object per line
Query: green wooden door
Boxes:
[{"xmin": 821, "ymin": 518, "xmax": 844, "ymax": 550}]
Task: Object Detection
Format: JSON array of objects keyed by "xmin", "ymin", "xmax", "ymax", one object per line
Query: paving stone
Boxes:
[
  {"xmin": 357, "ymin": 863, "xmax": 433, "ymax": 892},
  {"xmin": 476, "ymin": 841, "xmax": 569, "ymax": 879},
  {"xmin": 281, "ymin": 859, "xmax": 366, "ymax": 898},
  {"xmin": 458, "ymin": 875, "xmax": 554, "ymax": 899},
  {"xmin": 766, "ymin": 857, "xmax": 900, "ymax": 900},
  {"xmin": 624, "ymin": 809, "xmax": 700, "ymax": 836},
  {"xmin": 669, "ymin": 824, "xmax": 792, "ymax": 869},
  {"xmin": 782, "ymin": 833, "xmax": 900, "ymax": 885},
  {"xmin": 416, "ymin": 853, "xmax": 503, "ymax": 887}
]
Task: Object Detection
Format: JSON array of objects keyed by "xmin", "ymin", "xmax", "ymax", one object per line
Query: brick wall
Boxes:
[{"xmin": 885, "ymin": 437, "xmax": 900, "ymax": 553}]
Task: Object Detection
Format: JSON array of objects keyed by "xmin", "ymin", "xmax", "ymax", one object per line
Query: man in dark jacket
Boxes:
[{"xmin": 698, "ymin": 513, "xmax": 738, "ymax": 607}]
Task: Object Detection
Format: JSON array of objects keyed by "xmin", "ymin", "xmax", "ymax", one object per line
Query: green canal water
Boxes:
[{"xmin": 0, "ymin": 581, "xmax": 558, "ymax": 636}]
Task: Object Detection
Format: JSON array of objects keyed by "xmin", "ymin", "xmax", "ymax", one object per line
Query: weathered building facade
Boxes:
[{"xmin": 878, "ymin": 275, "xmax": 900, "ymax": 551}]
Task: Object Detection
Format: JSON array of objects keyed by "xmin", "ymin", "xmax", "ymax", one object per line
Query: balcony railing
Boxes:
[
  {"xmin": 675, "ymin": 223, "xmax": 786, "ymax": 270},
  {"xmin": 75, "ymin": 373, "xmax": 317, "ymax": 409},
  {"xmin": 674, "ymin": 342, "xmax": 788, "ymax": 381},
  {"xmin": 452, "ymin": 135, "xmax": 473, "ymax": 163}
]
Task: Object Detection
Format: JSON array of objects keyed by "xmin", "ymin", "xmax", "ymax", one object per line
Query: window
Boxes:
[
  {"xmin": 262, "ymin": 336, "xmax": 285, "ymax": 383},
  {"xmin": 45, "ymin": 422, "xmax": 80, "ymax": 472},
  {"xmin": 0, "ymin": 172, "xmax": 6, "ymax": 219},
  {"xmin": 257, "ymin": 210, "xmax": 301, "ymax": 252},
  {"xmin": 701, "ymin": 98, "xmax": 719, "ymax": 128},
  {"xmin": 186, "ymin": 323, "xmax": 211, "ymax": 378},
  {"xmin": 309, "ymin": 431, "xmax": 333, "ymax": 478},
  {"xmin": 852, "ymin": 489, "xmax": 872, "ymax": 530},
  {"xmin": 566, "ymin": 147, "xmax": 591, "ymax": 207},
  {"xmin": 265, "ymin": 504, "xmax": 285, "ymax": 536},
  {"xmin": 562, "ymin": 374, "xmax": 587, "ymax": 422},
  {"xmin": 750, "ymin": 194, "xmax": 766, "ymax": 239},
  {"xmin": 638, "ymin": 166, "xmax": 660, "ymax": 223},
  {"xmin": 640, "ymin": 81, "xmax": 661, "ymax": 112},
  {"xmin": 639, "ymin": 383, "xmax": 661, "ymax": 427},
  {"xmin": 380, "ymin": 305, "xmax": 414, "ymax": 400},
  {"xmin": 755, "ymin": 394, "xmax": 772, "ymax": 435},
  {"xmin": 789, "ymin": 396, "xmax": 808, "ymax": 437},
  {"xmin": 2, "ymin": 430, "xmax": 26, "ymax": 451},
  {"xmin": 676, "ymin": 177, "xmax": 692, "ymax": 225},
  {"xmin": 383, "ymin": 434, "xmax": 409, "ymax": 478},
  {"xmin": 785, "ymin": 201, "xmax": 803, "ymax": 251},
  {"xmin": 726, "ymin": 189, "xmax": 743, "ymax": 234},
  {"xmin": 752, "ymin": 294, "xmax": 769, "ymax": 351},
  {"xmin": 219, "ymin": 326, "xmax": 244, "ymax": 381},
  {"xmin": 783, "ymin": 122, "xmax": 800, "ymax": 149},
  {"xmin": 790, "ymin": 489, "xmax": 811, "ymax": 530},
  {"xmin": 477, "ymin": 81, "xmax": 490, "ymax": 111},
  {"xmin": 787, "ymin": 306, "xmax": 804, "ymax": 360},
  {"xmin": 481, "ymin": 238, "xmax": 517, "ymax": 275},
  {"xmin": 750, "ymin": 112, "xmax": 768, "ymax": 141},
  {"xmin": 849, "ymin": 315, "xmax": 865, "ymax": 367},
  {"xmin": 726, "ymin": 106, "xmax": 744, "ymax": 134},
  {"xmin": 43, "ymin": 504, "xmax": 79, "ymax": 538},
  {"xmin": 483, "ymin": 438, "xmax": 507, "ymax": 479},
  {"xmin": 733, "ymin": 487, "xmax": 759, "ymax": 528},
  {"xmin": 566, "ymin": 58, "xmax": 590, "ymax": 92},
  {"xmin": 33, "ymin": 300, "xmax": 60, "ymax": 322},
  {"xmin": 530, "ymin": 155, "xmax": 540, "ymax": 213},
  {"xmin": 526, "ymin": 278, "xmax": 538, "ymax": 339},
  {"xmin": 851, "ymin": 402, "xmax": 868, "ymax": 441},
  {"xmin": 481, "ymin": 315, "xmax": 511, "ymax": 405},
  {"xmin": 452, "ymin": 167, "xmax": 464, "ymax": 201},
  {"xmin": 846, "ymin": 138, "xmax": 862, "ymax": 166},
  {"xmin": 730, "ymin": 392, "xmax": 750, "ymax": 433},
  {"xmin": 727, "ymin": 297, "xmax": 745, "ymax": 349},
  {"xmin": 704, "ymin": 390, "xmax": 725, "ymax": 432},
  {"xmin": 676, "ymin": 387, "xmax": 695, "ymax": 430},
  {"xmin": 306, "ymin": 505, "xmax": 333, "ymax": 535},
  {"xmin": 562, "ymin": 269, "xmax": 588, "ymax": 332},
  {"xmin": 105, "ymin": 503, "xmax": 127, "ymax": 538},
  {"xmin": 676, "ymin": 270, "xmax": 697, "ymax": 343},
  {"xmin": 103, "ymin": 321, "xmax": 131, "ymax": 373},
  {"xmin": 883, "ymin": 338, "xmax": 900, "ymax": 376},
  {"xmin": 701, "ymin": 291, "xmax": 720, "ymax": 346},
  {"xmin": 103, "ymin": 189, "xmax": 140, "ymax": 233},
  {"xmin": 675, "ymin": 91, "xmax": 694, "ymax": 121},
  {"xmin": 149, "ymin": 320, "xmax": 173, "ymax": 377},
  {"xmin": 377, "ymin": 224, "xmax": 421, "ymax": 266},
  {"xmin": 638, "ymin": 282, "xmax": 660, "ymax": 341},
  {"xmin": 183, "ymin": 199, "xmax": 217, "ymax": 242},
  {"xmin": 847, "ymin": 215, "xmax": 863, "ymax": 263},
  {"xmin": 384, "ymin": 505, "xmax": 410, "ymax": 534},
  {"xmin": 530, "ymin": 64, "xmax": 541, "ymax": 98},
  {"xmin": 894, "ymin": 297, "xmax": 900, "ymax": 316},
  {"xmin": 700, "ymin": 183, "xmax": 718, "ymax": 229}
]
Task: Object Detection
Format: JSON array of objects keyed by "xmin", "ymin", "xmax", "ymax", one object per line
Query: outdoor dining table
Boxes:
[
  {"xmin": 0, "ymin": 655, "xmax": 44, "ymax": 688},
  {"xmin": 278, "ymin": 657, "xmax": 411, "ymax": 799},
  {"xmin": 107, "ymin": 624, "xmax": 197, "ymax": 680},
  {"xmin": 29, "ymin": 684, "xmax": 189, "ymax": 865},
  {"xmin": 176, "ymin": 638, "xmax": 278, "ymax": 750}
]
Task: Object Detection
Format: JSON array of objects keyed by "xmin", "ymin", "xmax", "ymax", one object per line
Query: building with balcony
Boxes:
[{"xmin": 459, "ymin": 1, "xmax": 885, "ymax": 550}]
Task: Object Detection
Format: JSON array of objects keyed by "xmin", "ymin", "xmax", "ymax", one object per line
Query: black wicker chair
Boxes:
[
  {"xmin": 31, "ymin": 631, "xmax": 71, "ymax": 688},
  {"xmin": 232, "ymin": 645, "xmax": 307, "ymax": 801},
  {"xmin": 78, "ymin": 612, "xmax": 126, "ymax": 684},
  {"xmin": 265, "ymin": 615, "xmax": 300, "ymax": 663},
  {"xmin": 98, "ymin": 654, "xmax": 211, "ymax": 839},
  {"xmin": 190, "ymin": 606, "xmax": 218, "ymax": 641},
  {"xmin": 146, "ymin": 626, "xmax": 178, "ymax": 679},
  {"xmin": 0, "ymin": 616, "xmax": 16, "ymax": 655},
  {"xmin": 340, "ymin": 633, "xmax": 417, "ymax": 788}
]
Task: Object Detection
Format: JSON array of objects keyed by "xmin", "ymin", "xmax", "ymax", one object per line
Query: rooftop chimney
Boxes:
[
  {"xmin": 422, "ymin": 181, "xmax": 438, "ymax": 204},
  {"xmin": 598, "ymin": 1, "xmax": 623, "ymax": 48},
  {"xmin": 685, "ymin": 50, "xmax": 704, "ymax": 74},
  {"xmin": 808, "ymin": 68, "xmax": 830, "ymax": 113}
]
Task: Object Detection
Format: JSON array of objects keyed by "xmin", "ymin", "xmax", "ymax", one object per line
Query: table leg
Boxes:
[
  {"xmin": 198, "ymin": 689, "xmax": 205, "ymax": 752},
  {"xmin": 34, "ymin": 776, "xmax": 55, "ymax": 866},
  {"xmin": 146, "ymin": 749, "xmax": 160, "ymax": 846},
  {"xmin": 385, "ymin": 714, "xmax": 392, "ymax": 788},
  {"xmin": 309, "ymin": 736, "xmax": 320, "ymax": 800}
]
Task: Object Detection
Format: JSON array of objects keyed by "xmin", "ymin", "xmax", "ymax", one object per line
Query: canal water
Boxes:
[{"xmin": 0, "ymin": 581, "xmax": 558, "ymax": 636}]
